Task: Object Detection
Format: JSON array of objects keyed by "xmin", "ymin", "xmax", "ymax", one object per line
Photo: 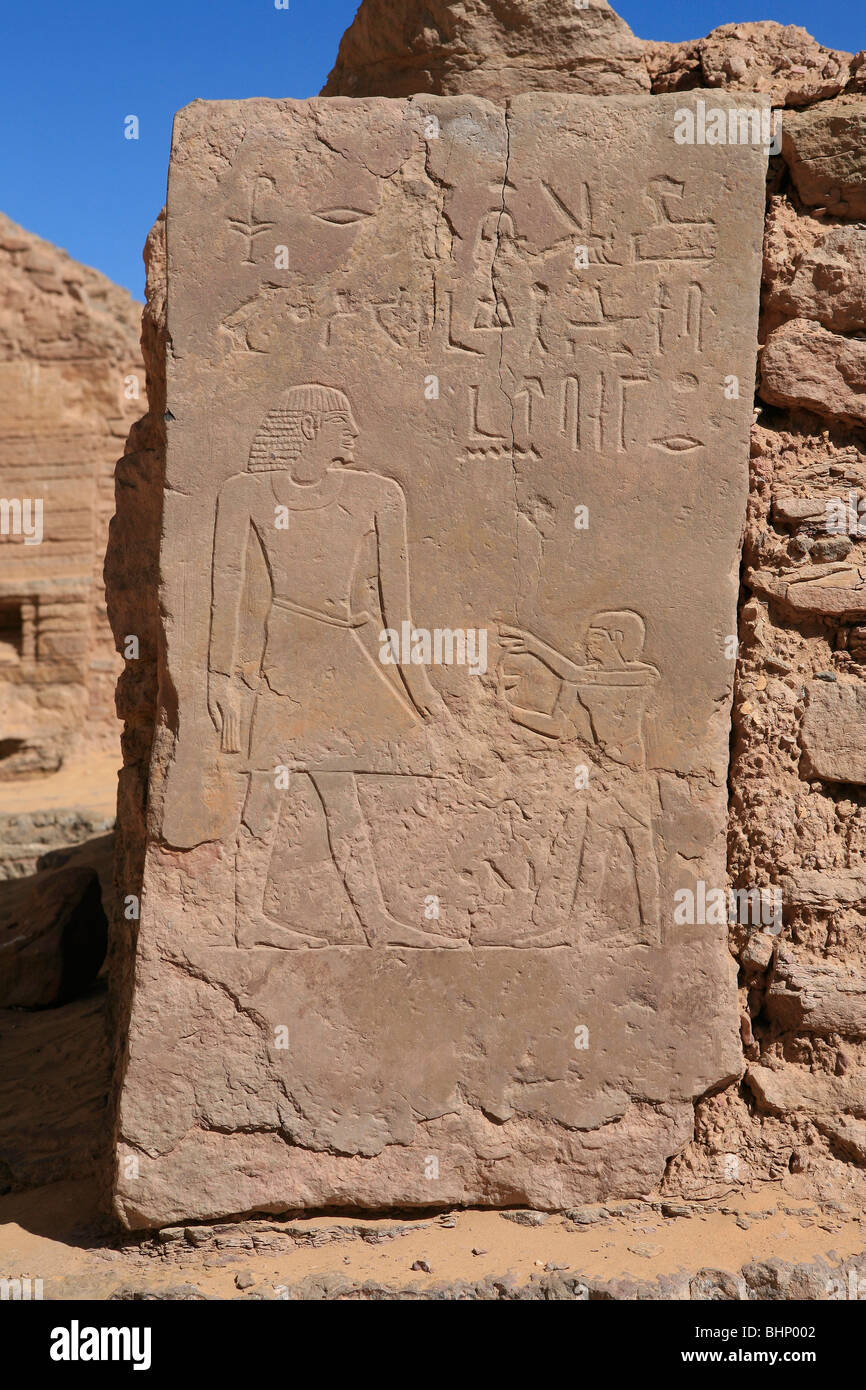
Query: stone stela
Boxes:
[{"xmin": 114, "ymin": 93, "xmax": 767, "ymax": 1227}]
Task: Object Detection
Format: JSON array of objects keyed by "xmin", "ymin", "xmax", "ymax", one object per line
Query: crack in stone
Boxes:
[{"xmin": 491, "ymin": 101, "xmax": 519, "ymax": 625}]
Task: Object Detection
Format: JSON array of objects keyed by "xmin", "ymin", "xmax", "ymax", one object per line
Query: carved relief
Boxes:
[
  {"xmin": 634, "ymin": 177, "xmax": 717, "ymax": 264},
  {"xmin": 229, "ymin": 175, "xmax": 277, "ymax": 265},
  {"xmin": 499, "ymin": 612, "xmax": 661, "ymax": 945},
  {"xmin": 220, "ymin": 286, "xmax": 312, "ymax": 354},
  {"xmin": 208, "ymin": 385, "xmax": 458, "ymax": 950},
  {"xmin": 540, "ymin": 179, "xmax": 627, "ymax": 266},
  {"xmin": 207, "ymin": 385, "xmax": 665, "ymax": 952}
]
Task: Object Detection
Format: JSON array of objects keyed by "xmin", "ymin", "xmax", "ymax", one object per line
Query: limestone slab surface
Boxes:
[{"xmin": 114, "ymin": 93, "xmax": 766, "ymax": 1228}]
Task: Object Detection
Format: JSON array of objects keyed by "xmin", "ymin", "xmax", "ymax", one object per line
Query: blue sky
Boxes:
[{"xmin": 0, "ymin": 0, "xmax": 862, "ymax": 298}]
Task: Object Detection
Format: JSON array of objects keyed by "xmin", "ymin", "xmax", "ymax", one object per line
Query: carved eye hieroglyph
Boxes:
[
  {"xmin": 312, "ymin": 207, "xmax": 373, "ymax": 225},
  {"xmin": 651, "ymin": 435, "xmax": 704, "ymax": 453}
]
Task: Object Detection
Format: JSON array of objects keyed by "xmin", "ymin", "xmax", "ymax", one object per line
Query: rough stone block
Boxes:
[
  {"xmin": 747, "ymin": 1064, "xmax": 866, "ymax": 1119},
  {"xmin": 760, "ymin": 318, "xmax": 866, "ymax": 427},
  {"xmin": 800, "ymin": 679, "xmax": 866, "ymax": 784},
  {"xmin": 762, "ymin": 201, "xmax": 866, "ymax": 336},
  {"xmin": 767, "ymin": 956, "xmax": 866, "ymax": 1038},
  {"xmin": 782, "ymin": 97, "xmax": 866, "ymax": 219},
  {"xmin": 781, "ymin": 868, "xmax": 866, "ymax": 908},
  {"xmin": 322, "ymin": 0, "xmax": 650, "ymax": 100}
]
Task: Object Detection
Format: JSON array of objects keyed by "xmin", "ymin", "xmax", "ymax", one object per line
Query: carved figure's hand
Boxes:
[
  {"xmin": 208, "ymin": 672, "xmax": 242, "ymax": 753},
  {"xmin": 499, "ymin": 625, "xmax": 539, "ymax": 658}
]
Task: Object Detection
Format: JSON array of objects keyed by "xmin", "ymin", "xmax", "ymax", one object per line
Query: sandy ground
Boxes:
[
  {"xmin": 2, "ymin": 1180, "xmax": 865, "ymax": 1300},
  {"xmin": 1, "ymin": 757, "xmax": 863, "ymax": 1301},
  {"xmin": 0, "ymin": 751, "xmax": 119, "ymax": 817}
]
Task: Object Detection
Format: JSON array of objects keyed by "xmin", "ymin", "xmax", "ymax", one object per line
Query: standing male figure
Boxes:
[{"xmin": 208, "ymin": 383, "xmax": 458, "ymax": 949}]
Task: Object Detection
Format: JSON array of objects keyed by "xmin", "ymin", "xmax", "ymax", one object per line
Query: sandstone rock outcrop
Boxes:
[
  {"xmin": 323, "ymin": 5, "xmax": 864, "ymax": 109},
  {"xmin": 646, "ymin": 23, "xmax": 865, "ymax": 108},
  {"xmin": 715, "ymin": 33, "xmax": 866, "ymax": 1191},
  {"xmin": 781, "ymin": 869, "xmax": 866, "ymax": 909},
  {"xmin": 322, "ymin": 0, "xmax": 649, "ymax": 99},
  {"xmin": 762, "ymin": 200, "xmax": 866, "ymax": 336},
  {"xmin": 747, "ymin": 1064, "xmax": 866, "ymax": 1119},
  {"xmin": 767, "ymin": 954, "xmax": 866, "ymax": 1037},
  {"xmin": 0, "ymin": 214, "xmax": 142, "ymax": 781}
]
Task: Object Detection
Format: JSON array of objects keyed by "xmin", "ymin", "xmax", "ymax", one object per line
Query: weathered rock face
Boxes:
[
  {"xmin": 323, "ymin": 0, "xmax": 649, "ymax": 98},
  {"xmin": 761, "ymin": 319, "xmax": 866, "ymax": 428},
  {"xmin": 323, "ymin": 5, "xmax": 864, "ymax": 108},
  {"xmin": 767, "ymin": 953, "xmax": 866, "ymax": 1037},
  {"xmin": 646, "ymin": 23, "xmax": 865, "ymax": 108},
  {"xmin": 783, "ymin": 98, "xmax": 866, "ymax": 217},
  {"xmin": 110, "ymin": 90, "xmax": 766, "ymax": 1228},
  {"xmin": 762, "ymin": 201, "xmax": 866, "ymax": 336},
  {"xmin": 0, "ymin": 214, "xmax": 142, "ymax": 781}
]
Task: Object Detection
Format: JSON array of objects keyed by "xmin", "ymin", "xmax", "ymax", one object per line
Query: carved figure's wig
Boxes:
[
  {"xmin": 248, "ymin": 385, "xmax": 355, "ymax": 471},
  {"xmin": 589, "ymin": 610, "xmax": 646, "ymax": 662}
]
